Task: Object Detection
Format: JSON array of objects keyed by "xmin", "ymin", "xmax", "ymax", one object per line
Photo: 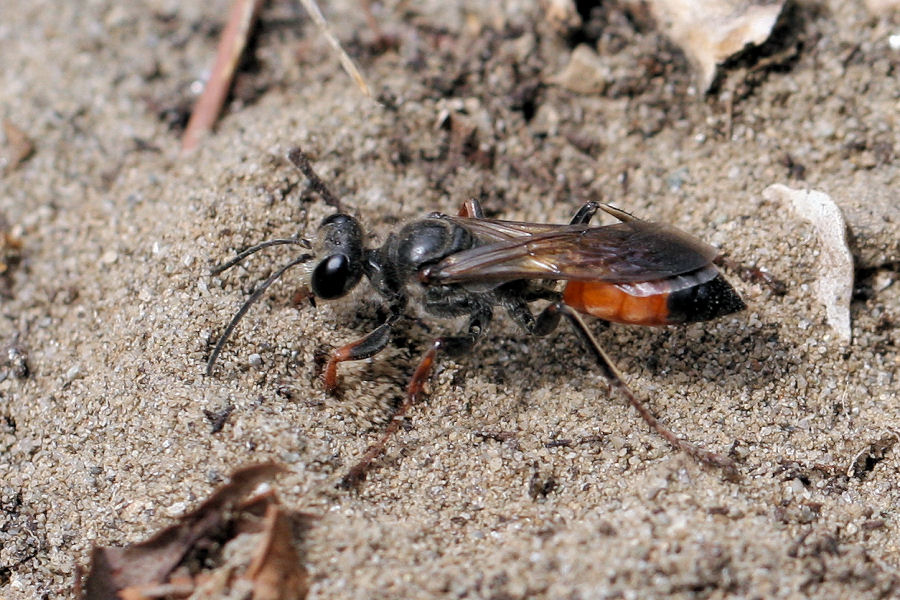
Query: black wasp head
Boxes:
[
  {"xmin": 311, "ymin": 213, "xmax": 364, "ymax": 300},
  {"xmin": 206, "ymin": 212, "xmax": 365, "ymax": 376}
]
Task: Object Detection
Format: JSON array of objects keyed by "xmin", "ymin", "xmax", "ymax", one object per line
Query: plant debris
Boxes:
[
  {"xmin": 181, "ymin": 0, "xmax": 265, "ymax": 152},
  {"xmin": 80, "ymin": 463, "xmax": 310, "ymax": 600},
  {"xmin": 629, "ymin": 0, "xmax": 787, "ymax": 91},
  {"xmin": 182, "ymin": 0, "xmax": 371, "ymax": 152}
]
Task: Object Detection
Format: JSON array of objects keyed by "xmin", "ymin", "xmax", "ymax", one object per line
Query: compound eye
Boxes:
[{"xmin": 311, "ymin": 254, "xmax": 357, "ymax": 299}]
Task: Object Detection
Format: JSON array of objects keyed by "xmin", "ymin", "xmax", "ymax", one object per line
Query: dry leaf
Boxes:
[
  {"xmin": 243, "ymin": 504, "xmax": 309, "ymax": 600},
  {"xmin": 635, "ymin": 0, "xmax": 786, "ymax": 91},
  {"xmin": 763, "ymin": 184, "xmax": 854, "ymax": 342},
  {"xmin": 81, "ymin": 463, "xmax": 305, "ymax": 600}
]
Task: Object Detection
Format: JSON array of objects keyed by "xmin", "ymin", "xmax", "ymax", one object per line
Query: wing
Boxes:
[{"xmin": 421, "ymin": 216, "xmax": 720, "ymax": 285}]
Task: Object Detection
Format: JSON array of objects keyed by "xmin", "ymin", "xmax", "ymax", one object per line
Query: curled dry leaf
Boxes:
[
  {"xmin": 81, "ymin": 463, "xmax": 310, "ymax": 600},
  {"xmin": 763, "ymin": 184, "xmax": 854, "ymax": 343},
  {"xmin": 243, "ymin": 503, "xmax": 309, "ymax": 600},
  {"xmin": 632, "ymin": 0, "xmax": 786, "ymax": 91}
]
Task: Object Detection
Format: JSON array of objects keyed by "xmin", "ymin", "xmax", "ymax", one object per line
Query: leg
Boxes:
[
  {"xmin": 323, "ymin": 322, "xmax": 394, "ymax": 393},
  {"xmin": 504, "ymin": 294, "xmax": 558, "ymax": 335},
  {"xmin": 569, "ymin": 201, "xmax": 599, "ymax": 225},
  {"xmin": 323, "ymin": 295, "xmax": 406, "ymax": 392},
  {"xmin": 458, "ymin": 198, "xmax": 485, "ymax": 218},
  {"xmin": 714, "ymin": 255, "xmax": 787, "ymax": 296},
  {"xmin": 341, "ymin": 309, "xmax": 491, "ymax": 487},
  {"xmin": 464, "ymin": 199, "xmax": 597, "ymax": 224},
  {"xmin": 529, "ymin": 301, "xmax": 740, "ymax": 478}
]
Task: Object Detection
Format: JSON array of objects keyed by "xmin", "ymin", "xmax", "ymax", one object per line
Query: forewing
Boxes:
[
  {"xmin": 424, "ymin": 218, "xmax": 719, "ymax": 284},
  {"xmin": 439, "ymin": 215, "xmax": 568, "ymax": 242}
]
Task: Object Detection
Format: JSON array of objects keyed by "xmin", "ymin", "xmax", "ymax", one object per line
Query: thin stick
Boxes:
[
  {"xmin": 297, "ymin": 0, "xmax": 372, "ymax": 98},
  {"xmin": 287, "ymin": 147, "xmax": 343, "ymax": 210},
  {"xmin": 182, "ymin": 0, "xmax": 265, "ymax": 152}
]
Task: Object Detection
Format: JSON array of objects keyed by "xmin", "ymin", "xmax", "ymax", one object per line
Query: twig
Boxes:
[
  {"xmin": 287, "ymin": 147, "xmax": 344, "ymax": 211},
  {"xmin": 182, "ymin": 0, "xmax": 374, "ymax": 152},
  {"xmin": 298, "ymin": 0, "xmax": 372, "ymax": 98},
  {"xmin": 181, "ymin": 0, "xmax": 265, "ymax": 153}
]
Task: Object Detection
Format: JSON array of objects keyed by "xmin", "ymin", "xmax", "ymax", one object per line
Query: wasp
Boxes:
[{"xmin": 207, "ymin": 149, "xmax": 746, "ymax": 485}]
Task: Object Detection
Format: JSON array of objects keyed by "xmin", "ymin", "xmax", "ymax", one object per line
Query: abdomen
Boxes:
[{"xmin": 563, "ymin": 265, "xmax": 745, "ymax": 326}]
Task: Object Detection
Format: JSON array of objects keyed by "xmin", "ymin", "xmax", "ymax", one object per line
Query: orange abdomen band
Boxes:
[{"xmin": 563, "ymin": 281, "xmax": 671, "ymax": 326}]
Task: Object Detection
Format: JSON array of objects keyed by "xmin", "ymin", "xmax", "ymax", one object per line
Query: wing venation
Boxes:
[{"xmin": 422, "ymin": 215, "xmax": 718, "ymax": 285}]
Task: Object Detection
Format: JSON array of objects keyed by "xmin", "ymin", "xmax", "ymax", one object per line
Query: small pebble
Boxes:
[
  {"xmin": 65, "ymin": 365, "xmax": 81, "ymax": 381},
  {"xmin": 165, "ymin": 502, "xmax": 187, "ymax": 517}
]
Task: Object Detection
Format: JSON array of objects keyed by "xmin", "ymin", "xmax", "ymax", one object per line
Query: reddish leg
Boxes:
[
  {"xmin": 323, "ymin": 322, "xmax": 393, "ymax": 393},
  {"xmin": 458, "ymin": 198, "xmax": 484, "ymax": 218},
  {"xmin": 714, "ymin": 255, "xmax": 787, "ymax": 296},
  {"xmin": 340, "ymin": 315, "xmax": 488, "ymax": 487},
  {"xmin": 340, "ymin": 342, "xmax": 437, "ymax": 487}
]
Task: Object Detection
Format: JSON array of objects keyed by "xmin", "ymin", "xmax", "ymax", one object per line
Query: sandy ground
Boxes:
[{"xmin": 1, "ymin": 0, "xmax": 899, "ymax": 598}]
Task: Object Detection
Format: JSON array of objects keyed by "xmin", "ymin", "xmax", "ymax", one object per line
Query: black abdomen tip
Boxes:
[{"xmin": 667, "ymin": 272, "xmax": 746, "ymax": 324}]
